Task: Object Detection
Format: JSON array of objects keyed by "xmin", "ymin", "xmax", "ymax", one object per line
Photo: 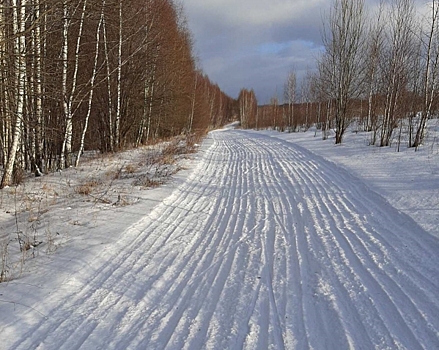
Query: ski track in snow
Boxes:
[{"xmin": 3, "ymin": 129, "xmax": 439, "ymax": 349}]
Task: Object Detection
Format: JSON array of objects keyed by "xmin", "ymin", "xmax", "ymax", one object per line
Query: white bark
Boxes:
[
  {"xmin": 284, "ymin": 70, "xmax": 296, "ymax": 131},
  {"xmin": 61, "ymin": 0, "xmax": 87, "ymax": 168},
  {"xmin": 33, "ymin": 0, "xmax": 44, "ymax": 173},
  {"xmin": 76, "ymin": 0, "xmax": 104, "ymax": 167},
  {"xmin": 102, "ymin": 16, "xmax": 114, "ymax": 151},
  {"xmin": 320, "ymin": 0, "xmax": 366, "ymax": 144},
  {"xmin": 379, "ymin": 0, "xmax": 416, "ymax": 147},
  {"xmin": 60, "ymin": 0, "xmax": 69, "ymax": 168},
  {"xmin": 189, "ymin": 73, "xmax": 198, "ymax": 133},
  {"xmin": 0, "ymin": 2, "xmax": 10, "ymax": 166},
  {"xmin": 414, "ymin": 0, "xmax": 439, "ymax": 147},
  {"xmin": 115, "ymin": 0, "xmax": 123, "ymax": 149},
  {"xmin": 1, "ymin": 0, "xmax": 26, "ymax": 187}
]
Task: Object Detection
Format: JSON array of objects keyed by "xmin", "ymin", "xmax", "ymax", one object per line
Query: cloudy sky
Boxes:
[
  {"xmin": 183, "ymin": 0, "xmax": 332, "ymax": 103},
  {"xmin": 183, "ymin": 0, "xmax": 426, "ymax": 104}
]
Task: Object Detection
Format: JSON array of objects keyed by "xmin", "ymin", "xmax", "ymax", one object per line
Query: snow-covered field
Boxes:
[{"xmin": 1, "ymin": 125, "xmax": 438, "ymax": 349}]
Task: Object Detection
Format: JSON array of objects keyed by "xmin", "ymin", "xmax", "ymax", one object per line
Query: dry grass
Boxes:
[
  {"xmin": 105, "ymin": 164, "xmax": 125, "ymax": 180},
  {"xmin": 0, "ymin": 242, "xmax": 9, "ymax": 282},
  {"xmin": 125, "ymin": 164, "xmax": 137, "ymax": 174},
  {"xmin": 105, "ymin": 169, "xmax": 120, "ymax": 180},
  {"xmin": 162, "ymin": 140, "xmax": 181, "ymax": 156},
  {"xmin": 133, "ymin": 176, "xmax": 163, "ymax": 188},
  {"xmin": 75, "ymin": 179, "xmax": 101, "ymax": 195},
  {"xmin": 159, "ymin": 155, "xmax": 176, "ymax": 166},
  {"xmin": 13, "ymin": 167, "xmax": 25, "ymax": 186}
]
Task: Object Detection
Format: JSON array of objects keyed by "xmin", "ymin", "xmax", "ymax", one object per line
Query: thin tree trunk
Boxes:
[
  {"xmin": 61, "ymin": 0, "xmax": 88, "ymax": 168},
  {"xmin": 60, "ymin": 0, "xmax": 69, "ymax": 168},
  {"xmin": 102, "ymin": 15, "xmax": 114, "ymax": 151},
  {"xmin": 0, "ymin": 1, "xmax": 10, "ymax": 166},
  {"xmin": 76, "ymin": 0, "xmax": 104, "ymax": 166},
  {"xmin": 33, "ymin": 0, "xmax": 43, "ymax": 175},
  {"xmin": 189, "ymin": 73, "xmax": 198, "ymax": 133},
  {"xmin": 114, "ymin": 0, "xmax": 123, "ymax": 150},
  {"xmin": 1, "ymin": 0, "xmax": 26, "ymax": 188}
]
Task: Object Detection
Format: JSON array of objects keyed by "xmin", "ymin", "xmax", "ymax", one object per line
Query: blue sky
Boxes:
[{"xmin": 183, "ymin": 0, "xmax": 427, "ymax": 104}]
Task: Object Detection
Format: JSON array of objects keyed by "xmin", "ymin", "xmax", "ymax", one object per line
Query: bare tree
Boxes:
[
  {"xmin": 379, "ymin": 0, "xmax": 417, "ymax": 147},
  {"xmin": 0, "ymin": 0, "xmax": 235, "ymax": 182},
  {"xmin": 270, "ymin": 95, "xmax": 280, "ymax": 130},
  {"xmin": 75, "ymin": 0, "xmax": 107, "ymax": 167},
  {"xmin": 319, "ymin": 0, "xmax": 367, "ymax": 144},
  {"xmin": 114, "ymin": 0, "xmax": 123, "ymax": 150},
  {"xmin": 238, "ymin": 89, "xmax": 257, "ymax": 129},
  {"xmin": 364, "ymin": 1, "xmax": 385, "ymax": 145},
  {"xmin": 284, "ymin": 70, "xmax": 296, "ymax": 132},
  {"xmin": 412, "ymin": 0, "xmax": 439, "ymax": 148},
  {"xmin": 1, "ymin": 0, "xmax": 26, "ymax": 187}
]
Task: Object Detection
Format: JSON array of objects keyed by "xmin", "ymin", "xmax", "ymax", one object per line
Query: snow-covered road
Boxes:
[{"xmin": 3, "ymin": 129, "xmax": 439, "ymax": 349}]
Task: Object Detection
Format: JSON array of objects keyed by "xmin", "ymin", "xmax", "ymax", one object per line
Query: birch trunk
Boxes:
[
  {"xmin": 145, "ymin": 69, "xmax": 156, "ymax": 143},
  {"xmin": 114, "ymin": 0, "xmax": 123, "ymax": 150},
  {"xmin": 102, "ymin": 16, "xmax": 114, "ymax": 151},
  {"xmin": 1, "ymin": 0, "xmax": 26, "ymax": 188},
  {"xmin": 75, "ymin": 0, "xmax": 104, "ymax": 166},
  {"xmin": 60, "ymin": 0, "xmax": 69, "ymax": 168},
  {"xmin": 188, "ymin": 73, "xmax": 198, "ymax": 133},
  {"xmin": 61, "ymin": 0, "xmax": 87, "ymax": 168},
  {"xmin": 33, "ymin": 0, "xmax": 44, "ymax": 174},
  {"xmin": 0, "ymin": 1, "xmax": 11, "ymax": 166},
  {"xmin": 413, "ymin": 0, "xmax": 439, "ymax": 148}
]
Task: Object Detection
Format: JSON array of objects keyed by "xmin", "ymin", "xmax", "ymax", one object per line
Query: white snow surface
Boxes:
[{"xmin": 1, "ymin": 126, "xmax": 439, "ymax": 349}]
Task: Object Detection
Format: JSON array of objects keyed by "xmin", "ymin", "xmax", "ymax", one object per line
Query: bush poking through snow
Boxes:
[
  {"xmin": 12, "ymin": 166, "xmax": 25, "ymax": 186},
  {"xmin": 0, "ymin": 242, "xmax": 9, "ymax": 282},
  {"xmin": 75, "ymin": 179, "xmax": 101, "ymax": 195},
  {"xmin": 125, "ymin": 164, "xmax": 137, "ymax": 174}
]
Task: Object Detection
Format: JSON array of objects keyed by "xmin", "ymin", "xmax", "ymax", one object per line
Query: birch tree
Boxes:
[
  {"xmin": 1, "ymin": 0, "xmax": 26, "ymax": 187},
  {"xmin": 284, "ymin": 70, "xmax": 296, "ymax": 132},
  {"xmin": 0, "ymin": 0, "xmax": 11, "ymax": 167},
  {"xmin": 412, "ymin": 0, "xmax": 439, "ymax": 148},
  {"xmin": 114, "ymin": 0, "xmax": 124, "ymax": 150},
  {"xmin": 238, "ymin": 89, "xmax": 257, "ymax": 129},
  {"xmin": 379, "ymin": 0, "xmax": 416, "ymax": 147},
  {"xmin": 319, "ymin": 0, "xmax": 366, "ymax": 144},
  {"xmin": 0, "ymin": 0, "xmax": 234, "ymax": 181},
  {"xmin": 75, "ymin": 0, "xmax": 106, "ymax": 166},
  {"xmin": 32, "ymin": 0, "xmax": 44, "ymax": 174},
  {"xmin": 364, "ymin": 1, "xmax": 384, "ymax": 145}
]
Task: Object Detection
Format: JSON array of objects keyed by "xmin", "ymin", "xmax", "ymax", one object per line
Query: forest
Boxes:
[
  {"xmin": 238, "ymin": 0, "xmax": 439, "ymax": 151},
  {"xmin": 0, "ymin": 0, "xmax": 236, "ymax": 188}
]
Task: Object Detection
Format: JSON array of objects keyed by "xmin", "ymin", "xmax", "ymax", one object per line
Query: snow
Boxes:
[{"xmin": 1, "ymin": 125, "xmax": 438, "ymax": 349}]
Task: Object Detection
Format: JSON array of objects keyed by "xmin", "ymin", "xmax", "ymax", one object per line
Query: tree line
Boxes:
[
  {"xmin": 238, "ymin": 0, "xmax": 439, "ymax": 150},
  {"xmin": 0, "ymin": 0, "xmax": 235, "ymax": 187}
]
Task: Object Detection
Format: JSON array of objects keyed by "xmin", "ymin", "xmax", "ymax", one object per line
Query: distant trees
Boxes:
[
  {"xmin": 284, "ymin": 70, "xmax": 297, "ymax": 132},
  {"xmin": 0, "ymin": 0, "xmax": 235, "ymax": 187},
  {"xmin": 238, "ymin": 88, "xmax": 257, "ymax": 129}
]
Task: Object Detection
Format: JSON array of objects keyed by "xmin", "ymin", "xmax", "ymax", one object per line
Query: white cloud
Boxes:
[
  {"xmin": 185, "ymin": 0, "xmax": 327, "ymax": 28},
  {"xmin": 183, "ymin": 0, "xmax": 426, "ymax": 103}
]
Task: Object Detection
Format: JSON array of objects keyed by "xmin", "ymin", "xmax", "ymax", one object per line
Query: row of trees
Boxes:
[
  {"xmin": 0, "ymin": 0, "xmax": 235, "ymax": 187},
  {"xmin": 242, "ymin": 0, "xmax": 439, "ymax": 149},
  {"xmin": 320, "ymin": 0, "xmax": 439, "ymax": 146}
]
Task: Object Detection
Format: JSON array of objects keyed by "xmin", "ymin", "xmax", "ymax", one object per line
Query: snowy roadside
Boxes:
[
  {"xmin": 258, "ymin": 123, "xmax": 439, "ymax": 239},
  {"xmin": 0, "ymin": 137, "xmax": 204, "ymax": 301}
]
